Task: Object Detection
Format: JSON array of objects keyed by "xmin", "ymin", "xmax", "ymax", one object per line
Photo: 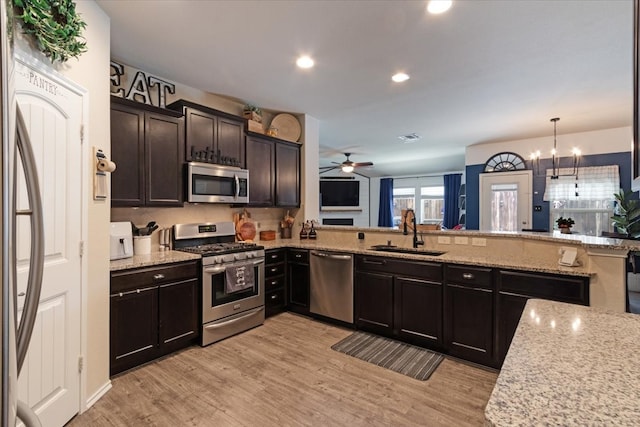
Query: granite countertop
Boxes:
[
  {"xmin": 110, "ymin": 250, "xmax": 201, "ymax": 271},
  {"xmin": 485, "ymin": 299, "xmax": 640, "ymax": 425},
  {"xmin": 259, "ymin": 240, "xmax": 591, "ymax": 277}
]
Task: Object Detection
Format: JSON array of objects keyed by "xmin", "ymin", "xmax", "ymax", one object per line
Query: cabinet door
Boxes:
[
  {"xmin": 217, "ymin": 117, "xmax": 244, "ymax": 166},
  {"xmin": 145, "ymin": 112, "xmax": 184, "ymax": 206},
  {"xmin": 111, "ymin": 103, "xmax": 144, "ymax": 206},
  {"xmin": 185, "ymin": 109, "xmax": 216, "ymax": 161},
  {"xmin": 444, "ymin": 283, "xmax": 494, "ymax": 366},
  {"xmin": 288, "ymin": 261, "xmax": 310, "ymax": 314},
  {"xmin": 110, "ymin": 287, "xmax": 159, "ymax": 375},
  {"xmin": 355, "ymin": 271, "xmax": 394, "ymax": 336},
  {"xmin": 275, "ymin": 142, "xmax": 300, "ymax": 207},
  {"xmin": 245, "ymin": 136, "xmax": 275, "ymax": 206},
  {"xmin": 395, "ymin": 276, "xmax": 443, "ymax": 349},
  {"xmin": 158, "ymin": 278, "xmax": 199, "ymax": 354},
  {"xmin": 497, "ymin": 292, "xmax": 529, "ymax": 366}
]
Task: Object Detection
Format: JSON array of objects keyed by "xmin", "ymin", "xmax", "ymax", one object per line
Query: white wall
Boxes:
[
  {"xmin": 466, "ymin": 126, "xmax": 631, "ymax": 165},
  {"xmin": 301, "ymin": 115, "xmax": 320, "ymax": 227}
]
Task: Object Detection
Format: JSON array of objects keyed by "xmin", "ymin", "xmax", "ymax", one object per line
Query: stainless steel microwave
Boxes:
[{"xmin": 186, "ymin": 162, "xmax": 249, "ymax": 203}]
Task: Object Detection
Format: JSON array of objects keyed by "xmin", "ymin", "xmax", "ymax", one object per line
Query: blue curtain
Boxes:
[
  {"xmin": 378, "ymin": 178, "xmax": 394, "ymax": 227},
  {"xmin": 443, "ymin": 174, "xmax": 462, "ymax": 229}
]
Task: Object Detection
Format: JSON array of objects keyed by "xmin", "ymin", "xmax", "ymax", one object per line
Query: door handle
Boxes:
[{"xmin": 204, "ymin": 307, "xmax": 264, "ymax": 330}]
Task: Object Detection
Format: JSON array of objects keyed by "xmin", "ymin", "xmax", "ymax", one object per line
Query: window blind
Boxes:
[{"xmin": 543, "ymin": 165, "xmax": 619, "ymax": 201}]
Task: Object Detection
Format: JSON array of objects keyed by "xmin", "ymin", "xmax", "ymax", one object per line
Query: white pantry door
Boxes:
[
  {"xmin": 14, "ymin": 58, "xmax": 83, "ymax": 427},
  {"xmin": 479, "ymin": 171, "xmax": 532, "ymax": 232}
]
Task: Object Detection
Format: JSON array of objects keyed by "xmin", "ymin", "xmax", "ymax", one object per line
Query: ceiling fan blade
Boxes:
[
  {"xmin": 331, "ymin": 161, "xmax": 342, "ymax": 165},
  {"xmin": 353, "ymin": 162, "xmax": 373, "ymax": 167}
]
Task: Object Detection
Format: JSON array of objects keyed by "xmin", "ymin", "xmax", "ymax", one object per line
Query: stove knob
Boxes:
[
  {"xmin": 246, "ymin": 252, "xmax": 254, "ymax": 259},
  {"xmin": 234, "ymin": 253, "xmax": 243, "ymax": 261}
]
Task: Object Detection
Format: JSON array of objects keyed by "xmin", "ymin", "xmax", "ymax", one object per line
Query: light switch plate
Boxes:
[
  {"xmin": 472, "ymin": 237, "xmax": 487, "ymax": 247},
  {"xmin": 454, "ymin": 236, "xmax": 469, "ymax": 245},
  {"xmin": 438, "ymin": 236, "xmax": 451, "ymax": 244}
]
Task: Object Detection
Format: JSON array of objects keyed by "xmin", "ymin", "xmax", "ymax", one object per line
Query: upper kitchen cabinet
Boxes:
[
  {"xmin": 245, "ymin": 131, "xmax": 300, "ymax": 207},
  {"xmin": 167, "ymin": 99, "xmax": 245, "ymax": 167},
  {"xmin": 111, "ymin": 97, "xmax": 185, "ymax": 207}
]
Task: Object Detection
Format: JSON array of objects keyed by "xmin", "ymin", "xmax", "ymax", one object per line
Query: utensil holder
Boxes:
[
  {"xmin": 280, "ymin": 227, "xmax": 292, "ymax": 239},
  {"xmin": 133, "ymin": 236, "xmax": 151, "ymax": 255}
]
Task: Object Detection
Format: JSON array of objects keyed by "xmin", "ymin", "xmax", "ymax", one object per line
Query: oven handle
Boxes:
[
  {"xmin": 204, "ymin": 306, "xmax": 264, "ymax": 330},
  {"xmin": 203, "ymin": 258, "xmax": 264, "ymax": 274}
]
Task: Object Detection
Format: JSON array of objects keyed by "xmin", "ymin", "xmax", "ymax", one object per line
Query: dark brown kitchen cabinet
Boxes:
[
  {"xmin": 245, "ymin": 135, "xmax": 275, "ymax": 206},
  {"xmin": 444, "ymin": 265, "xmax": 494, "ymax": 366},
  {"xmin": 110, "ymin": 260, "xmax": 198, "ymax": 375},
  {"xmin": 111, "ymin": 97, "xmax": 184, "ymax": 207},
  {"xmin": 265, "ymin": 249, "xmax": 287, "ymax": 317},
  {"xmin": 245, "ymin": 132, "xmax": 300, "ymax": 207},
  {"xmin": 275, "ymin": 141, "xmax": 300, "ymax": 207},
  {"xmin": 355, "ymin": 255, "xmax": 443, "ymax": 344},
  {"xmin": 287, "ymin": 249, "xmax": 309, "ymax": 314},
  {"xmin": 167, "ymin": 100, "xmax": 245, "ymax": 166},
  {"xmin": 496, "ymin": 270, "xmax": 589, "ymax": 366}
]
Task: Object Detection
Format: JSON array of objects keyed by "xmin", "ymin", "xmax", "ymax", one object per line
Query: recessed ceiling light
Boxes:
[
  {"xmin": 398, "ymin": 133, "xmax": 421, "ymax": 143},
  {"xmin": 427, "ymin": 0, "xmax": 452, "ymax": 14},
  {"xmin": 296, "ymin": 55, "xmax": 314, "ymax": 69},
  {"xmin": 392, "ymin": 73, "xmax": 410, "ymax": 83}
]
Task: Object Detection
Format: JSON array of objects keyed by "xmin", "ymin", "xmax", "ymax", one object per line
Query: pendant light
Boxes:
[{"xmin": 530, "ymin": 117, "xmax": 580, "ymax": 179}]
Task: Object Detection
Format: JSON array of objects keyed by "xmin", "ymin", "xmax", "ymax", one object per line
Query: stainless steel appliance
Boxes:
[
  {"xmin": 173, "ymin": 222, "xmax": 265, "ymax": 346},
  {"xmin": 309, "ymin": 251, "xmax": 354, "ymax": 323},
  {"xmin": 1, "ymin": 3, "xmax": 45, "ymax": 424},
  {"xmin": 186, "ymin": 162, "xmax": 249, "ymax": 204}
]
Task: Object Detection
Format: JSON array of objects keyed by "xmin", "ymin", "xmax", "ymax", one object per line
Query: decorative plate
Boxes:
[{"xmin": 271, "ymin": 113, "xmax": 301, "ymax": 142}]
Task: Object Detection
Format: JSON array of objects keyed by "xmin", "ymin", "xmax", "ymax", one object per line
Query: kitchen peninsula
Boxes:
[{"xmin": 485, "ymin": 299, "xmax": 640, "ymax": 425}]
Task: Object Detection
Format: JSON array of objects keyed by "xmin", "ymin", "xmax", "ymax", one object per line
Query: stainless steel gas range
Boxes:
[{"xmin": 173, "ymin": 222, "xmax": 265, "ymax": 346}]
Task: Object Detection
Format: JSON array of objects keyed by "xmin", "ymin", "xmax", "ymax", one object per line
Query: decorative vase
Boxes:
[
  {"xmin": 560, "ymin": 227, "xmax": 571, "ymax": 234},
  {"xmin": 280, "ymin": 227, "xmax": 292, "ymax": 239}
]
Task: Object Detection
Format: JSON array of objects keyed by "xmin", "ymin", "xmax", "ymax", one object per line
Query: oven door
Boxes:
[{"xmin": 202, "ymin": 257, "xmax": 264, "ymax": 323}]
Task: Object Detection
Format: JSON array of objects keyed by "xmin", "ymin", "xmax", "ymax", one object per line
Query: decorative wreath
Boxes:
[{"xmin": 13, "ymin": 0, "xmax": 87, "ymax": 63}]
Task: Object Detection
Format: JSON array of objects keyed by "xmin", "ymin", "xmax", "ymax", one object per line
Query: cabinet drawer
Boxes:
[
  {"xmin": 446, "ymin": 265, "xmax": 493, "ymax": 289},
  {"xmin": 265, "ymin": 275, "xmax": 286, "ymax": 291},
  {"xmin": 265, "ymin": 263, "xmax": 285, "ymax": 278},
  {"xmin": 111, "ymin": 261, "xmax": 198, "ymax": 294},
  {"xmin": 265, "ymin": 249, "xmax": 285, "ymax": 265},
  {"xmin": 288, "ymin": 249, "xmax": 309, "ymax": 264},
  {"xmin": 265, "ymin": 288, "xmax": 286, "ymax": 317},
  {"xmin": 498, "ymin": 270, "xmax": 589, "ymax": 305},
  {"xmin": 355, "ymin": 255, "xmax": 442, "ymax": 281}
]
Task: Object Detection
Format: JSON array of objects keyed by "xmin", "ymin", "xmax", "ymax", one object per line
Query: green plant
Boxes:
[
  {"xmin": 243, "ymin": 104, "xmax": 262, "ymax": 115},
  {"xmin": 13, "ymin": 0, "xmax": 87, "ymax": 63},
  {"xmin": 611, "ymin": 189, "xmax": 640, "ymax": 238},
  {"xmin": 556, "ymin": 217, "xmax": 575, "ymax": 228}
]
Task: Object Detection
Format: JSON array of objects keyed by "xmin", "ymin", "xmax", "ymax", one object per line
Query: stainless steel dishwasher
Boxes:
[{"xmin": 310, "ymin": 251, "xmax": 354, "ymax": 323}]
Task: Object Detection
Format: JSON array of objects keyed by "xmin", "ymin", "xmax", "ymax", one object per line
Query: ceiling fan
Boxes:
[{"xmin": 330, "ymin": 153, "xmax": 374, "ymax": 173}]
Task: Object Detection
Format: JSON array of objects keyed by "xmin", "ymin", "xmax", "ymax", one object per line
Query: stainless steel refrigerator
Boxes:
[{"xmin": 1, "ymin": 1, "xmax": 45, "ymax": 425}]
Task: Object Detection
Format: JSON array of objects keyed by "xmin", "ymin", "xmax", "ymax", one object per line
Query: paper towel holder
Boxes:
[{"xmin": 94, "ymin": 147, "xmax": 116, "ymax": 200}]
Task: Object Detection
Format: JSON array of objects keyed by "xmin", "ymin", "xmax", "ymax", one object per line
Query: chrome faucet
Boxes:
[{"xmin": 403, "ymin": 209, "xmax": 424, "ymax": 249}]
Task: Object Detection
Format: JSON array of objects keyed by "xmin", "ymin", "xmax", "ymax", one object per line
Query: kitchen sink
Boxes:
[{"xmin": 369, "ymin": 246, "xmax": 446, "ymax": 256}]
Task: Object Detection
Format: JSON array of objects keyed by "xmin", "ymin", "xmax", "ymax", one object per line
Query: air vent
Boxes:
[{"xmin": 398, "ymin": 133, "xmax": 421, "ymax": 143}]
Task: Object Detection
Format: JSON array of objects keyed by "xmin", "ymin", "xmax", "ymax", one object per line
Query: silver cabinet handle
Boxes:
[
  {"xmin": 15, "ymin": 104, "xmax": 45, "ymax": 374},
  {"xmin": 18, "ymin": 292, "xmax": 26, "ymax": 297},
  {"xmin": 270, "ymin": 294, "xmax": 278, "ymax": 300},
  {"xmin": 363, "ymin": 258, "xmax": 386, "ymax": 265},
  {"xmin": 153, "ymin": 274, "xmax": 165, "ymax": 280},
  {"xmin": 462, "ymin": 273, "xmax": 475, "ymax": 280}
]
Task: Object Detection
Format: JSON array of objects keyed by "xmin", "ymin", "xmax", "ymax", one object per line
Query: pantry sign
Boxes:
[{"xmin": 110, "ymin": 60, "xmax": 176, "ymax": 108}]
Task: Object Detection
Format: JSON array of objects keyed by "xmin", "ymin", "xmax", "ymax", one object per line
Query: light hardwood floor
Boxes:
[{"xmin": 68, "ymin": 313, "xmax": 498, "ymax": 426}]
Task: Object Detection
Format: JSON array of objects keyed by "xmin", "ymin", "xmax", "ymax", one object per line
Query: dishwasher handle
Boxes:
[{"xmin": 311, "ymin": 251, "xmax": 352, "ymax": 261}]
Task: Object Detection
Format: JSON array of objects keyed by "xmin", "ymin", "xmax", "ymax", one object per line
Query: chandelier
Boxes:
[{"xmin": 530, "ymin": 117, "xmax": 580, "ymax": 179}]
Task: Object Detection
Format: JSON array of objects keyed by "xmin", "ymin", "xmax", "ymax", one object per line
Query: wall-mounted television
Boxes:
[{"xmin": 320, "ymin": 180, "xmax": 360, "ymax": 209}]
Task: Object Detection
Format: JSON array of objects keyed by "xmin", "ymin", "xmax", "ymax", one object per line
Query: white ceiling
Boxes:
[{"xmin": 96, "ymin": 0, "xmax": 632, "ymax": 177}]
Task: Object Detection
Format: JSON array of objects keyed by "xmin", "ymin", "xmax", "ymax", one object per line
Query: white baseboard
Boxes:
[{"xmin": 83, "ymin": 380, "xmax": 112, "ymax": 412}]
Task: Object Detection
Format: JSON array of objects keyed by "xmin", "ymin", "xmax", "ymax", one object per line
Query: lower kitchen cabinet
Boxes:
[
  {"xmin": 265, "ymin": 249, "xmax": 287, "ymax": 317},
  {"xmin": 355, "ymin": 255, "xmax": 443, "ymax": 346},
  {"xmin": 287, "ymin": 249, "xmax": 309, "ymax": 314},
  {"xmin": 110, "ymin": 260, "xmax": 199, "ymax": 375},
  {"xmin": 496, "ymin": 269, "xmax": 589, "ymax": 365},
  {"xmin": 444, "ymin": 265, "xmax": 494, "ymax": 366}
]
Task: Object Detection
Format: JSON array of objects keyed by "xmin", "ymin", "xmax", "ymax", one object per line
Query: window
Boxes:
[
  {"xmin": 393, "ymin": 188, "xmax": 415, "ymax": 227},
  {"xmin": 544, "ymin": 165, "xmax": 619, "ymax": 236},
  {"xmin": 420, "ymin": 186, "xmax": 444, "ymax": 224}
]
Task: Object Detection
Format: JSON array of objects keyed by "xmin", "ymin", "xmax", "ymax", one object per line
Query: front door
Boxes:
[
  {"xmin": 479, "ymin": 171, "xmax": 532, "ymax": 232},
  {"xmin": 14, "ymin": 57, "xmax": 83, "ymax": 427}
]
